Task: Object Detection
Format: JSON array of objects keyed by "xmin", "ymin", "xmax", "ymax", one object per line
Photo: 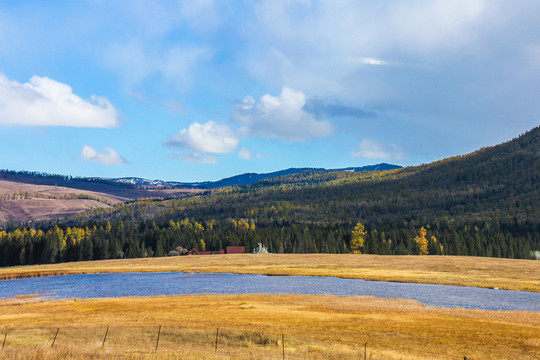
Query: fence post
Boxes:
[
  {"xmin": 282, "ymin": 333, "xmax": 285, "ymax": 360},
  {"xmin": 2, "ymin": 331, "xmax": 7, "ymax": 350},
  {"xmin": 364, "ymin": 342, "xmax": 367, "ymax": 360},
  {"xmin": 101, "ymin": 325, "xmax": 109, "ymax": 349},
  {"xmin": 155, "ymin": 325, "xmax": 162, "ymax": 351},
  {"xmin": 215, "ymin": 328, "xmax": 219, "ymax": 353},
  {"xmin": 51, "ymin": 328, "xmax": 59, "ymax": 348}
]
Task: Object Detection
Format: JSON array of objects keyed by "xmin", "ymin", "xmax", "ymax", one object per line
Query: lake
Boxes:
[{"xmin": 0, "ymin": 272, "xmax": 538, "ymax": 312}]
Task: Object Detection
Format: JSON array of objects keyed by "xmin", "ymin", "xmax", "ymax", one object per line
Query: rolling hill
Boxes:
[
  {"xmin": 108, "ymin": 125, "xmax": 540, "ymax": 258},
  {"xmin": 0, "ymin": 163, "xmax": 400, "ymax": 224},
  {"xmin": 0, "ymin": 126, "xmax": 539, "ymax": 266},
  {"xmin": 0, "ymin": 172, "xmax": 201, "ymax": 223}
]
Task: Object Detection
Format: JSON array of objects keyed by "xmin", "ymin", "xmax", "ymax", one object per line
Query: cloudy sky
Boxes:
[{"xmin": 1, "ymin": 1, "xmax": 539, "ymax": 181}]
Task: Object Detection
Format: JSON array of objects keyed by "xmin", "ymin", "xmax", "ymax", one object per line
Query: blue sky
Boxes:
[{"xmin": 1, "ymin": 0, "xmax": 539, "ymax": 182}]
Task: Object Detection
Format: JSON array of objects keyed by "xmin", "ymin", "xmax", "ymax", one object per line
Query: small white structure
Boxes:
[{"xmin": 253, "ymin": 243, "xmax": 268, "ymax": 254}]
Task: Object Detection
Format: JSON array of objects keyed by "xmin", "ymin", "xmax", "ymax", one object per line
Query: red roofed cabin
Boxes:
[{"xmin": 226, "ymin": 246, "xmax": 245, "ymax": 254}]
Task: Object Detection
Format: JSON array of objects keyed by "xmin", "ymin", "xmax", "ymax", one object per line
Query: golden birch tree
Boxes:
[
  {"xmin": 351, "ymin": 222, "xmax": 367, "ymax": 254},
  {"xmin": 415, "ymin": 227, "xmax": 429, "ymax": 255}
]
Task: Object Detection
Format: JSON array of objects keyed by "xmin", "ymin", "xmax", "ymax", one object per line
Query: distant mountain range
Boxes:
[{"xmin": 111, "ymin": 163, "xmax": 402, "ymax": 189}]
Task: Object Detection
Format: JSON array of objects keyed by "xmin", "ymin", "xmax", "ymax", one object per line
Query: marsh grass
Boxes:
[
  {"xmin": 0, "ymin": 254, "xmax": 538, "ymax": 292},
  {"xmin": 0, "ymin": 294, "xmax": 538, "ymax": 359}
]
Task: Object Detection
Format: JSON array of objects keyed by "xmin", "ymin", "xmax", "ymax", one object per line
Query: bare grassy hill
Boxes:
[{"xmin": 0, "ymin": 174, "xmax": 200, "ymax": 223}]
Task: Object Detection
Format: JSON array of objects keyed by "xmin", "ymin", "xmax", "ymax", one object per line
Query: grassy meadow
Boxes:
[
  {"xmin": 1, "ymin": 254, "xmax": 538, "ymax": 358},
  {"xmin": 0, "ymin": 253, "xmax": 538, "ymax": 292},
  {"xmin": 0, "ymin": 294, "xmax": 538, "ymax": 359}
]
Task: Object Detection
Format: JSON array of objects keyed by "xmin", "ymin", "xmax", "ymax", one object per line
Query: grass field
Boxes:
[
  {"xmin": 0, "ymin": 294, "xmax": 538, "ymax": 359},
  {"xmin": 1, "ymin": 253, "xmax": 538, "ymax": 292}
]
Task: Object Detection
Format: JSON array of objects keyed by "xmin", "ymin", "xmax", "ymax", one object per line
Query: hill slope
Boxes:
[
  {"xmin": 0, "ymin": 127, "xmax": 538, "ymax": 266},
  {"xmin": 0, "ymin": 172, "xmax": 200, "ymax": 223},
  {"xmin": 0, "ymin": 163, "xmax": 399, "ymax": 224},
  {"xmin": 144, "ymin": 125, "xmax": 540, "ymax": 258}
]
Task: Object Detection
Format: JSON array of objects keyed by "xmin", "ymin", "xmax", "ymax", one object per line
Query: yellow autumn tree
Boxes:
[
  {"xmin": 351, "ymin": 222, "xmax": 367, "ymax": 254},
  {"xmin": 199, "ymin": 238, "xmax": 206, "ymax": 252},
  {"xmin": 414, "ymin": 227, "xmax": 429, "ymax": 255}
]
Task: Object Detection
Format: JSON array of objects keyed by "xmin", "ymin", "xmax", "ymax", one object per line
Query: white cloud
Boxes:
[
  {"xmin": 238, "ymin": 147, "xmax": 263, "ymax": 160},
  {"xmin": 104, "ymin": 40, "xmax": 212, "ymax": 90},
  {"xmin": 388, "ymin": 0, "xmax": 488, "ymax": 51},
  {"xmin": 163, "ymin": 121, "xmax": 239, "ymax": 153},
  {"xmin": 0, "ymin": 73, "xmax": 119, "ymax": 127},
  {"xmin": 358, "ymin": 57, "xmax": 392, "ymax": 66},
  {"xmin": 242, "ymin": 0, "xmax": 503, "ymax": 101},
  {"xmin": 231, "ymin": 87, "xmax": 333, "ymax": 141},
  {"xmin": 80, "ymin": 145, "xmax": 129, "ymax": 165},
  {"xmin": 125, "ymin": 0, "xmax": 222, "ymax": 35},
  {"xmin": 178, "ymin": 0, "xmax": 221, "ymax": 32},
  {"xmin": 252, "ymin": 1, "xmax": 490, "ymax": 57},
  {"xmin": 351, "ymin": 139, "xmax": 404, "ymax": 160},
  {"xmin": 177, "ymin": 152, "xmax": 219, "ymax": 164}
]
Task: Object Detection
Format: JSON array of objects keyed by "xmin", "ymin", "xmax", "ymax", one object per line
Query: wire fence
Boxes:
[
  {"xmin": 1, "ymin": 326, "xmax": 290, "ymax": 359},
  {"xmin": 0, "ymin": 326, "xmax": 475, "ymax": 359}
]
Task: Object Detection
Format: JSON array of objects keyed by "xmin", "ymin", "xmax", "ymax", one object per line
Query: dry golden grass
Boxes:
[
  {"xmin": 0, "ymin": 294, "xmax": 538, "ymax": 359},
  {"xmin": 1, "ymin": 253, "xmax": 538, "ymax": 292}
]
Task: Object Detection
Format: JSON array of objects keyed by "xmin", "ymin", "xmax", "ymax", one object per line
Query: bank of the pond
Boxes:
[
  {"xmin": 1, "ymin": 272, "xmax": 538, "ymax": 312},
  {"xmin": 0, "ymin": 254, "xmax": 538, "ymax": 292}
]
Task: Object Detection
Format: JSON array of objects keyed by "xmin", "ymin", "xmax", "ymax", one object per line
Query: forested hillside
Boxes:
[{"xmin": 1, "ymin": 126, "xmax": 539, "ymax": 266}]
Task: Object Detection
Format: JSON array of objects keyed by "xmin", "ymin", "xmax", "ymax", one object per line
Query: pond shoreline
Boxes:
[
  {"xmin": 0, "ymin": 254, "xmax": 538, "ymax": 292},
  {"xmin": 1, "ymin": 271, "xmax": 539, "ymax": 312}
]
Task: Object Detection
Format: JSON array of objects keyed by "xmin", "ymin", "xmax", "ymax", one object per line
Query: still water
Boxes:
[{"xmin": 0, "ymin": 272, "xmax": 538, "ymax": 312}]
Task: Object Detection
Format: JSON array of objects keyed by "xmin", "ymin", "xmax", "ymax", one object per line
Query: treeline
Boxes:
[
  {"xmin": 0, "ymin": 213, "xmax": 536, "ymax": 267},
  {"xmin": 0, "ymin": 169, "xmax": 134, "ymax": 189},
  {"xmin": 1, "ymin": 169, "xmax": 76, "ymax": 180}
]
